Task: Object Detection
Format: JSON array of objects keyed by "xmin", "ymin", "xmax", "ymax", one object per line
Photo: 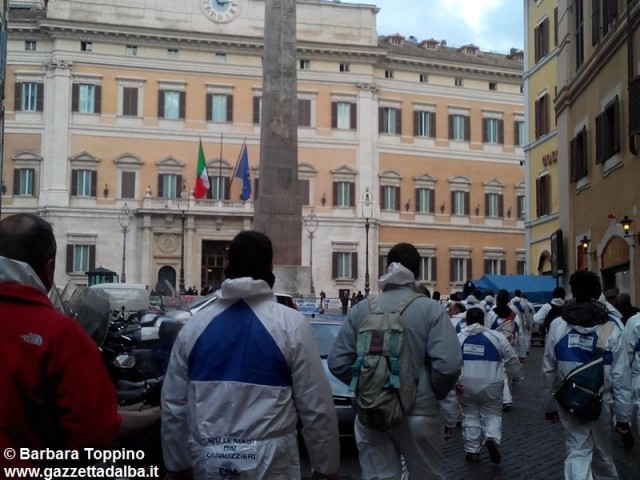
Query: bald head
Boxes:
[{"xmin": 0, "ymin": 213, "xmax": 57, "ymax": 290}]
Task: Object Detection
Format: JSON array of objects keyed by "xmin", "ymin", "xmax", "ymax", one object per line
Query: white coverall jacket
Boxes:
[
  {"xmin": 542, "ymin": 301, "xmax": 632, "ymax": 480},
  {"xmin": 456, "ymin": 324, "xmax": 522, "ymax": 452},
  {"xmin": 622, "ymin": 312, "xmax": 640, "ymax": 435},
  {"xmin": 161, "ymin": 277, "xmax": 340, "ymax": 479}
]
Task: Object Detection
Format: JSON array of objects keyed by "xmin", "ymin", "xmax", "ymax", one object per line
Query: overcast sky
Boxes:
[{"xmin": 340, "ymin": 0, "xmax": 524, "ymax": 54}]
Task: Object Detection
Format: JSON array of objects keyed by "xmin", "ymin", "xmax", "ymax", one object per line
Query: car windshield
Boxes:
[{"xmin": 310, "ymin": 323, "xmax": 342, "ymax": 358}]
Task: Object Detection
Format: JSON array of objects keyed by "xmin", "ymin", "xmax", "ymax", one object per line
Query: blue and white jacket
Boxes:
[
  {"xmin": 161, "ymin": 277, "xmax": 339, "ymax": 478},
  {"xmin": 622, "ymin": 312, "xmax": 640, "ymax": 396}
]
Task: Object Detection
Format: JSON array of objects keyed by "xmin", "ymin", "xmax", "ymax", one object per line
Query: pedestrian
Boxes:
[
  {"xmin": 350, "ymin": 292, "xmax": 357, "ymax": 307},
  {"xmin": 328, "ymin": 242, "xmax": 462, "ymax": 479},
  {"xmin": 617, "ymin": 292, "xmax": 640, "ymax": 325},
  {"xmin": 542, "ymin": 270, "xmax": 633, "ymax": 479},
  {"xmin": 161, "ymin": 230, "xmax": 340, "ymax": 480},
  {"xmin": 340, "ymin": 291, "xmax": 349, "ymax": 314},
  {"xmin": 486, "ymin": 289, "xmax": 525, "ymax": 411},
  {"xmin": 356, "ymin": 290, "xmax": 364, "ymax": 303},
  {"xmin": 455, "ymin": 308, "xmax": 522, "ymax": 464},
  {"xmin": 449, "ymin": 302, "xmax": 468, "ymax": 334},
  {"xmin": 463, "ymin": 288, "xmax": 482, "ymax": 310},
  {"xmin": 0, "ymin": 213, "xmax": 158, "ymax": 471},
  {"xmin": 623, "ymin": 311, "xmax": 640, "ymax": 437},
  {"xmin": 319, "ymin": 290, "xmax": 327, "ymax": 313},
  {"xmin": 432, "ymin": 290, "xmax": 441, "ymax": 302},
  {"xmin": 511, "ymin": 290, "xmax": 534, "ymax": 355},
  {"xmin": 533, "ymin": 286, "xmax": 566, "ymax": 340}
]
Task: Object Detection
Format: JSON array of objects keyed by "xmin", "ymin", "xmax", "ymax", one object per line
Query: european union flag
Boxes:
[{"xmin": 235, "ymin": 142, "xmax": 251, "ymax": 201}]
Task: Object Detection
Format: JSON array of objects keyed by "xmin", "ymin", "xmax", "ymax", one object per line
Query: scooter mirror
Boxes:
[{"xmin": 114, "ymin": 354, "xmax": 136, "ymax": 369}]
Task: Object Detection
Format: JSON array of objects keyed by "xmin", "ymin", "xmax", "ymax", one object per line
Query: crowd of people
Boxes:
[{"xmin": 2, "ymin": 212, "xmax": 639, "ymax": 480}]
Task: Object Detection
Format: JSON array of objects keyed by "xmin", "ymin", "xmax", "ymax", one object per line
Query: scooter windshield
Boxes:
[{"xmin": 67, "ymin": 286, "xmax": 112, "ymax": 347}]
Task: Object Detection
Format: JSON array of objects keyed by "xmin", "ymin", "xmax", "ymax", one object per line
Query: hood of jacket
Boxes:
[
  {"xmin": 214, "ymin": 277, "xmax": 275, "ymax": 302},
  {"xmin": 561, "ymin": 299, "xmax": 608, "ymax": 328},
  {"xmin": 461, "ymin": 323, "xmax": 489, "ymax": 335},
  {"xmin": 378, "ymin": 262, "xmax": 416, "ymax": 291},
  {"xmin": 0, "ymin": 255, "xmax": 47, "ymax": 294},
  {"xmin": 550, "ymin": 298, "xmax": 565, "ymax": 307},
  {"xmin": 465, "ymin": 295, "xmax": 480, "ymax": 305}
]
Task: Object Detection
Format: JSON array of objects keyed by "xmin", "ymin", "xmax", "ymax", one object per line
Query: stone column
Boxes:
[{"xmin": 254, "ymin": 0, "xmax": 301, "ymax": 265}]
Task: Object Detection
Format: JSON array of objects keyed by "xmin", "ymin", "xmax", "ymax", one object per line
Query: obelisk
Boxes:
[{"xmin": 254, "ymin": 0, "xmax": 302, "ymax": 266}]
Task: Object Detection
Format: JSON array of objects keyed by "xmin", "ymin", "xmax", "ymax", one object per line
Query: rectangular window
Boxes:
[
  {"xmin": 514, "ymin": 120, "xmax": 525, "ymax": 147},
  {"xmin": 419, "ymin": 256, "xmax": 437, "ymax": 282},
  {"xmin": 121, "ymin": 171, "xmax": 136, "ymax": 199},
  {"xmin": 332, "ymin": 102, "xmax": 357, "ymax": 130},
  {"xmin": 517, "ymin": 194, "xmax": 526, "ymax": 220},
  {"xmin": 71, "ymin": 84, "xmax": 101, "ymax": 114},
  {"xmin": 215, "ymin": 53, "xmax": 227, "ymax": 64},
  {"xmin": 158, "ymin": 173, "xmax": 181, "ymax": 199},
  {"xmin": 159, "ymin": 90, "xmax": 185, "ymax": 120},
  {"xmin": 415, "ymin": 188, "xmax": 435, "ymax": 214},
  {"xmin": 126, "ymin": 45, "xmax": 137, "ymax": 56},
  {"xmin": 253, "ymin": 96, "xmax": 262, "ymax": 125},
  {"xmin": 207, "ymin": 176, "xmax": 229, "ymax": 200},
  {"xmin": 299, "ymin": 59, "xmax": 310, "ymax": 70},
  {"xmin": 21, "ymin": 83, "xmax": 38, "ymax": 112},
  {"xmin": 339, "ymin": 63, "xmax": 350, "ymax": 72},
  {"xmin": 385, "ymin": 70, "xmax": 394, "ymax": 79},
  {"xmin": 536, "ymin": 174, "xmax": 551, "ymax": 217},
  {"xmin": 575, "ymin": 0, "xmax": 584, "ymax": 67},
  {"xmin": 449, "ymin": 114, "xmax": 470, "ymax": 141},
  {"xmin": 451, "ymin": 190, "xmax": 469, "ymax": 216},
  {"xmin": 81, "ymin": 41, "xmax": 93, "ymax": 52},
  {"xmin": 167, "ymin": 49, "xmax": 179, "ymax": 59},
  {"xmin": 485, "ymin": 192, "xmax": 504, "ymax": 218},
  {"xmin": 517, "ymin": 259, "xmax": 526, "ymax": 275},
  {"xmin": 414, "ymin": 111, "xmax": 435, "ymax": 138},
  {"xmin": 379, "ymin": 107, "xmax": 401, "ymax": 135},
  {"xmin": 455, "ymin": 78, "xmax": 463, "ymax": 87},
  {"xmin": 489, "ymin": 82, "xmax": 497, "ymax": 91},
  {"xmin": 419, "ymin": 74, "xmax": 429, "ymax": 83},
  {"xmin": 25, "ymin": 40, "xmax": 36, "ymax": 51},
  {"xmin": 570, "ymin": 127, "xmax": 589, "ymax": 183},
  {"xmin": 73, "ymin": 245, "xmax": 91, "ymax": 272},
  {"xmin": 592, "ymin": 0, "xmax": 619, "ymax": 45},
  {"xmin": 13, "ymin": 168, "xmax": 35, "ymax": 196},
  {"xmin": 450, "ymin": 258, "xmax": 468, "ymax": 282},
  {"xmin": 72, "ymin": 169, "xmax": 95, "ymax": 197},
  {"xmin": 378, "ymin": 254, "xmax": 388, "ymax": 278},
  {"xmin": 298, "ymin": 179, "xmax": 310, "ymax": 206},
  {"xmin": 381, "ymin": 186, "xmax": 399, "ymax": 211},
  {"xmin": 554, "ymin": 7, "xmax": 559, "ymax": 47},
  {"xmin": 534, "ymin": 17, "xmax": 549, "ymax": 62},
  {"xmin": 207, "ymin": 94, "xmax": 232, "ymax": 122},
  {"xmin": 482, "ymin": 118, "xmax": 504, "ymax": 144},
  {"xmin": 535, "ymin": 94, "xmax": 549, "ymax": 138},
  {"xmin": 333, "ymin": 181, "xmax": 354, "ymax": 207},
  {"xmin": 484, "ymin": 259, "xmax": 504, "ymax": 275},
  {"xmin": 332, "ymin": 252, "xmax": 356, "ymax": 279},
  {"xmin": 595, "ymin": 96, "xmax": 620, "ymax": 164},
  {"xmin": 298, "ymin": 99, "xmax": 311, "ymax": 127},
  {"xmin": 122, "ymin": 87, "xmax": 139, "ymax": 117}
]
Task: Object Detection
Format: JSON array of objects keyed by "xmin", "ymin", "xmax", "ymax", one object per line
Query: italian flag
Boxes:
[{"xmin": 193, "ymin": 139, "xmax": 210, "ymax": 199}]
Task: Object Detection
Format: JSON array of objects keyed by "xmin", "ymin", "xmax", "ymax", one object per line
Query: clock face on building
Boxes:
[{"xmin": 201, "ymin": 0, "xmax": 240, "ymax": 23}]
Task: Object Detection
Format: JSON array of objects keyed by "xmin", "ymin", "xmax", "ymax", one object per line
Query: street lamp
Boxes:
[
  {"xmin": 303, "ymin": 208, "xmax": 319, "ymax": 296},
  {"xmin": 362, "ymin": 188, "xmax": 373, "ymax": 297},
  {"xmin": 117, "ymin": 203, "xmax": 132, "ymax": 283}
]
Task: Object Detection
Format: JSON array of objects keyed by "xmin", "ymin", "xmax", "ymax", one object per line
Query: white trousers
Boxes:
[{"xmin": 458, "ymin": 383, "xmax": 503, "ymax": 453}]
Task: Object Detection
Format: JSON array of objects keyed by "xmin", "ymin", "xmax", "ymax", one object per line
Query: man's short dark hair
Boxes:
[
  {"xmin": 496, "ymin": 289, "xmax": 510, "ymax": 306},
  {"xmin": 513, "ymin": 289, "xmax": 522, "ymax": 297},
  {"xmin": 466, "ymin": 307, "xmax": 485, "ymax": 326},
  {"xmin": 569, "ymin": 270, "xmax": 602, "ymax": 302},
  {"xmin": 0, "ymin": 213, "xmax": 56, "ymax": 274},
  {"xmin": 223, "ymin": 230, "xmax": 275, "ymax": 287},
  {"xmin": 387, "ymin": 242, "xmax": 420, "ymax": 278},
  {"xmin": 552, "ymin": 286, "xmax": 566, "ymax": 299}
]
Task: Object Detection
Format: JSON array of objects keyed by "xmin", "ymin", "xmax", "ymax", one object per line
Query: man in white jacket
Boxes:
[
  {"xmin": 456, "ymin": 308, "xmax": 522, "ymax": 464},
  {"xmin": 622, "ymin": 312, "xmax": 640, "ymax": 437},
  {"xmin": 161, "ymin": 231, "xmax": 340, "ymax": 480}
]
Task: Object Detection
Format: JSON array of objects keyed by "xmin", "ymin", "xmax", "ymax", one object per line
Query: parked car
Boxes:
[
  {"xmin": 308, "ymin": 319, "xmax": 355, "ymax": 437},
  {"xmin": 89, "ymin": 283, "xmax": 151, "ymax": 320},
  {"xmin": 276, "ymin": 293, "xmax": 298, "ymax": 310}
]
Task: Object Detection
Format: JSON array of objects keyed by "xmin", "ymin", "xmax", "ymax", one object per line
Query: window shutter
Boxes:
[
  {"xmin": 514, "ymin": 121, "xmax": 520, "ymax": 146},
  {"xmin": 395, "ymin": 187, "xmax": 401, "ymax": 211},
  {"xmin": 554, "ymin": 7, "xmax": 559, "ymax": 46},
  {"xmin": 580, "ymin": 127, "xmax": 589, "ymax": 178},
  {"xmin": 351, "ymin": 103, "xmax": 357, "ymax": 130},
  {"xmin": 498, "ymin": 119, "xmax": 504, "ymax": 144},
  {"xmin": 297, "ymin": 99, "xmax": 309, "ymax": 127},
  {"xmin": 542, "ymin": 18, "xmax": 549, "ymax": 57},
  {"xmin": 332, "ymin": 252, "xmax": 338, "ymax": 279},
  {"xmin": 415, "ymin": 189, "xmax": 420, "ymax": 212},
  {"xmin": 13, "ymin": 169, "xmax": 20, "ymax": 195},
  {"xmin": 351, "ymin": 253, "xmax": 358, "ymax": 280},
  {"xmin": 498, "ymin": 194, "xmax": 504, "ymax": 217},
  {"xmin": 71, "ymin": 170, "xmax": 78, "ymax": 196},
  {"xmin": 299, "ymin": 179, "xmax": 310, "ymax": 205},
  {"xmin": 595, "ymin": 111, "xmax": 604, "ymax": 164},
  {"xmin": 450, "ymin": 190, "xmax": 455, "ymax": 214},
  {"xmin": 349, "ymin": 182, "xmax": 355, "ymax": 207},
  {"xmin": 484, "ymin": 259, "xmax": 491, "ymax": 274},
  {"xmin": 535, "ymin": 178, "xmax": 541, "ymax": 216},
  {"xmin": 94, "ymin": 85, "xmax": 101, "ymax": 114},
  {"xmin": 612, "ymin": 95, "xmax": 620, "ymax": 154},
  {"xmin": 429, "ymin": 112, "xmax": 436, "ymax": 138},
  {"xmin": 157, "ymin": 175, "xmax": 164, "ymax": 198},
  {"xmin": 382, "ymin": 186, "xmax": 386, "ymax": 209},
  {"xmin": 206, "ymin": 93, "xmax": 212, "ymax": 121},
  {"xmin": 592, "ymin": 0, "xmax": 600, "ymax": 45},
  {"xmin": 89, "ymin": 245, "xmax": 96, "ymax": 271},
  {"xmin": 535, "ymin": 98, "xmax": 540, "ymax": 138},
  {"xmin": 464, "ymin": 116, "xmax": 470, "ymax": 141},
  {"xmin": 378, "ymin": 107, "xmax": 385, "ymax": 133},
  {"xmin": 413, "ymin": 111, "xmax": 420, "ymax": 136},
  {"xmin": 71, "ymin": 84, "xmax": 79, "ymax": 112},
  {"xmin": 448, "ymin": 114, "xmax": 454, "ymax": 139},
  {"xmin": 66, "ymin": 245, "xmax": 73, "ymax": 273},
  {"xmin": 332, "ymin": 182, "xmax": 338, "ymax": 206},
  {"xmin": 534, "ymin": 24, "xmax": 540, "ymax": 62},
  {"xmin": 90, "ymin": 171, "xmax": 97, "ymax": 197},
  {"xmin": 449, "ymin": 258, "xmax": 455, "ymax": 282},
  {"xmin": 484, "ymin": 193, "xmax": 490, "ymax": 216},
  {"xmin": 500, "ymin": 259, "xmax": 506, "ymax": 275},
  {"xmin": 482, "ymin": 118, "xmax": 488, "ymax": 143},
  {"xmin": 569, "ymin": 137, "xmax": 577, "ymax": 183},
  {"xmin": 464, "ymin": 192, "xmax": 470, "ymax": 216},
  {"xmin": 466, "ymin": 258, "xmax": 472, "ymax": 281},
  {"xmin": 331, "ymin": 102, "xmax": 338, "ymax": 128},
  {"xmin": 396, "ymin": 109, "xmax": 402, "ymax": 135},
  {"xmin": 158, "ymin": 90, "xmax": 164, "ymax": 118},
  {"xmin": 177, "ymin": 175, "xmax": 183, "ymax": 198},
  {"xmin": 253, "ymin": 96, "xmax": 260, "ymax": 124},
  {"xmin": 254, "ymin": 178, "xmax": 259, "ymax": 200},
  {"xmin": 542, "ymin": 94, "xmax": 549, "ymax": 135},
  {"xmin": 429, "ymin": 189, "xmax": 435, "ymax": 213},
  {"xmin": 179, "ymin": 91, "xmax": 186, "ymax": 119},
  {"xmin": 14, "ymin": 83, "xmax": 21, "ymax": 111},
  {"xmin": 431, "ymin": 257, "xmax": 437, "ymax": 281},
  {"xmin": 227, "ymin": 95, "xmax": 233, "ymax": 122}
]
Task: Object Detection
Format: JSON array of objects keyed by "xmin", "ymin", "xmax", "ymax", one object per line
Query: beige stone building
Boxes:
[{"xmin": 0, "ymin": 0, "xmax": 525, "ymax": 298}]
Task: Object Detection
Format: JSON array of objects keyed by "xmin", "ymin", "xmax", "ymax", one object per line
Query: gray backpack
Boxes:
[{"xmin": 349, "ymin": 293, "xmax": 422, "ymax": 431}]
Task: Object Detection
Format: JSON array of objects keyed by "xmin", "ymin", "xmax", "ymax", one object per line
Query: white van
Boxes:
[{"xmin": 89, "ymin": 283, "xmax": 151, "ymax": 313}]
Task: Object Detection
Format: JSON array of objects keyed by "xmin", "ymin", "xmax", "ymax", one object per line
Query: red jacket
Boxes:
[{"xmin": 0, "ymin": 281, "xmax": 121, "ymax": 469}]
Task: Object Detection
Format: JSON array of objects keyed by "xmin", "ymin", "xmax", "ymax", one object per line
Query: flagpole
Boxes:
[{"xmin": 218, "ymin": 133, "xmax": 223, "ymax": 200}]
